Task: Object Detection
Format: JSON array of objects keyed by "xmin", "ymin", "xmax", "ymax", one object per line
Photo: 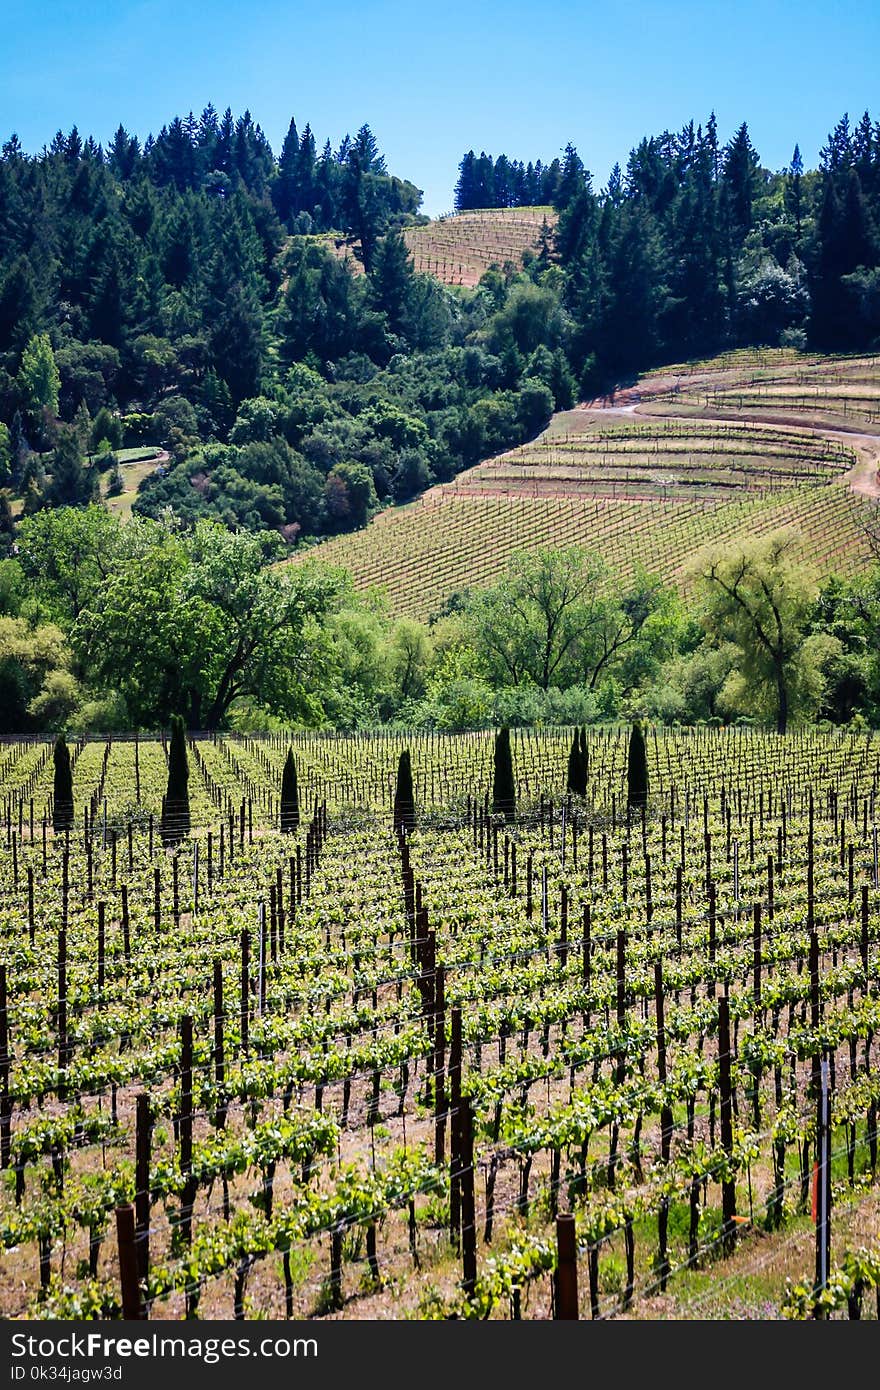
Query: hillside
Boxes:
[
  {"xmin": 403, "ymin": 206, "xmax": 556, "ymax": 286},
  {"xmin": 295, "ymin": 349, "xmax": 880, "ymax": 619},
  {"xmin": 325, "ymin": 206, "xmax": 557, "ymax": 287}
]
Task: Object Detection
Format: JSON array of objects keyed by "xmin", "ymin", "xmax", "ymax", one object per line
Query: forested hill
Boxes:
[{"xmin": 0, "ymin": 105, "xmax": 878, "ymax": 552}]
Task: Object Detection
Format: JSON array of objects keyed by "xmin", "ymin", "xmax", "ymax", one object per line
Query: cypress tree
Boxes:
[
  {"xmin": 566, "ymin": 731, "xmax": 580, "ymax": 796},
  {"xmin": 492, "ymin": 726, "xmax": 515, "ymax": 821},
  {"xmin": 393, "ymin": 749, "xmax": 415, "ymax": 833},
  {"xmin": 567, "ymin": 729, "xmax": 587, "ymax": 797},
  {"xmin": 161, "ymin": 714, "xmax": 190, "ymax": 846},
  {"xmin": 52, "ymin": 734, "xmax": 74, "ymax": 832},
  {"xmin": 280, "ymin": 748, "xmax": 299, "ymax": 833},
  {"xmin": 627, "ymin": 721, "xmax": 649, "ymax": 810}
]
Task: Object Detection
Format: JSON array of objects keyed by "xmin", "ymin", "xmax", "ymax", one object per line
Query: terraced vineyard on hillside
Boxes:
[
  {"xmin": 300, "ymin": 352, "xmax": 880, "ymax": 620},
  {"xmin": 0, "ymin": 727, "xmax": 879, "ymax": 1320},
  {"xmin": 636, "ymin": 351, "xmax": 880, "ymax": 430},
  {"xmin": 322, "ymin": 207, "xmax": 555, "ymax": 288},
  {"xmin": 402, "ymin": 207, "xmax": 555, "ymax": 287}
]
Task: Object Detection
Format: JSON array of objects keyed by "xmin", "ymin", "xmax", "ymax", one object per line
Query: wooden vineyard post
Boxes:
[
  {"xmin": 718, "ymin": 995, "xmax": 737, "ymax": 1252},
  {"xmin": 707, "ymin": 881, "xmax": 716, "ymax": 997},
  {"xmin": 180, "ymin": 1015, "xmax": 194, "ymax": 1246},
  {"xmin": 258, "ymin": 901, "xmax": 266, "ymax": 1016},
  {"xmin": 27, "ymin": 867, "xmax": 33, "ymax": 943},
  {"xmin": 62, "ymin": 849, "xmax": 69, "ymax": 930},
  {"xmin": 115, "ymin": 1204, "xmax": 145, "ymax": 1320},
  {"xmin": 97, "ymin": 902, "xmax": 105, "ymax": 992},
  {"xmin": 753, "ymin": 902, "xmax": 762, "ymax": 1010},
  {"xmin": 276, "ymin": 865, "xmax": 285, "ymax": 954},
  {"xmin": 581, "ymin": 906, "xmax": 591, "ymax": 1027},
  {"xmin": 607, "ymin": 928, "xmax": 627, "ymax": 1189},
  {"xmin": 559, "ymin": 885, "xmax": 568, "ymax": 967},
  {"xmin": 814, "ymin": 1055, "xmax": 832, "ymax": 1318},
  {"xmin": 241, "ymin": 931, "xmax": 250, "ymax": 1056},
  {"xmin": 460, "ymin": 1095, "xmax": 477, "ymax": 1296},
  {"xmin": 555, "ymin": 1213, "xmax": 579, "ymax": 1319},
  {"xmin": 214, "ymin": 959, "xmax": 226, "ymax": 1129},
  {"xmin": 121, "ymin": 885, "xmax": 130, "ymax": 965},
  {"xmin": 449, "ymin": 1006, "xmax": 462, "ymax": 1248},
  {"xmin": 269, "ymin": 883, "xmax": 277, "ymax": 964},
  {"xmin": 861, "ymin": 885, "xmax": 869, "ymax": 985},
  {"xmin": 135, "ymin": 1093, "xmax": 151, "ymax": 1286},
  {"xmin": 654, "ymin": 960, "xmax": 673, "ymax": 1289},
  {"xmin": 434, "ymin": 963, "xmax": 446, "ymax": 1165},
  {"xmin": 0, "ymin": 965, "xmax": 10, "ymax": 1168},
  {"xmin": 57, "ymin": 929, "xmax": 68, "ymax": 1088}
]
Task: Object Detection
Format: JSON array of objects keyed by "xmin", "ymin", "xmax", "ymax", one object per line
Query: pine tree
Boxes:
[
  {"xmin": 627, "ymin": 721, "xmax": 648, "ymax": 810},
  {"xmin": 48, "ymin": 426, "xmax": 87, "ymax": 506},
  {"xmin": 52, "ymin": 734, "xmax": 74, "ymax": 833},
  {"xmin": 161, "ymin": 714, "xmax": 190, "ymax": 846},
  {"xmin": 721, "ymin": 123, "xmax": 760, "ymax": 244},
  {"xmin": 393, "ymin": 749, "xmax": 415, "ymax": 833},
  {"xmin": 280, "ymin": 748, "xmax": 299, "ymax": 833},
  {"xmin": 492, "ymin": 726, "xmax": 515, "ymax": 821},
  {"xmin": 454, "ymin": 151, "xmax": 477, "ymax": 212},
  {"xmin": 274, "ymin": 117, "xmax": 300, "ymax": 223},
  {"xmin": 370, "ymin": 231, "xmax": 414, "ymax": 337},
  {"xmin": 786, "ymin": 145, "xmax": 804, "ymax": 242}
]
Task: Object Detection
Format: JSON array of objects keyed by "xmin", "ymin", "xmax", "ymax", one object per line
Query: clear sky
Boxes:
[{"xmin": 1, "ymin": 0, "xmax": 877, "ymax": 215}]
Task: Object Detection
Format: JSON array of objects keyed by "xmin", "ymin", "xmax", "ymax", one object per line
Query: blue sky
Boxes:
[{"xmin": 2, "ymin": 1, "xmax": 878, "ymax": 215}]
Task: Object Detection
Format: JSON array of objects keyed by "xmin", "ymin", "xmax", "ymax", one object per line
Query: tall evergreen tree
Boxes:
[
  {"xmin": 48, "ymin": 426, "xmax": 91, "ymax": 506},
  {"xmin": 566, "ymin": 729, "xmax": 587, "ymax": 796},
  {"xmin": 370, "ymin": 230, "xmax": 414, "ymax": 338},
  {"xmin": 492, "ymin": 725, "xmax": 515, "ymax": 821},
  {"xmin": 274, "ymin": 118, "xmax": 300, "ymax": 223},
  {"xmin": 52, "ymin": 733, "xmax": 74, "ymax": 832},
  {"xmin": 280, "ymin": 747, "xmax": 300, "ymax": 833},
  {"xmin": 786, "ymin": 145, "xmax": 804, "ymax": 243},
  {"xmin": 721, "ymin": 123, "xmax": 760, "ymax": 245},
  {"xmin": 626, "ymin": 721, "xmax": 649, "ymax": 810},
  {"xmin": 393, "ymin": 749, "xmax": 415, "ymax": 832},
  {"xmin": 161, "ymin": 714, "xmax": 190, "ymax": 846}
]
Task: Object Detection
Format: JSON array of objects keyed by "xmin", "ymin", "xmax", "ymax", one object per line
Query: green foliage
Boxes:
[
  {"xmin": 90, "ymin": 407, "xmax": 122, "ymax": 452},
  {"xmin": 48, "ymin": 427, "xmax": 95, "ymax": 508},
  {"xmin": 76, "ymin": 519, "xmax": 338, "ymax": 728},
  {"xmin": 18, "ymin": 333, "xmax": 60, "ymax": 424},
  {"xmin": 0, "ymin": 616, "xmax": 81, "ymax": 734},
  {"xmin": 692, "ymin": 532, "xmax": 830, "ymax": 734}
]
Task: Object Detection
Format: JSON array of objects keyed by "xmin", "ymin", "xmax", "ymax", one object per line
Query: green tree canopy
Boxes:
[
  {"xmin": 16, "ymin": 506, "xmax": 122, "ymax": 623},
  {"xmin": 74, "ymin": 518, "xmax": 342, "ymax": 728},
  {"xmin": 18, "ymin": 333, "xmax": 60, "ymax": 425},
  {"xmin": 692, "ymin": 532, "xmax": 835, "ymax": 734}
]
